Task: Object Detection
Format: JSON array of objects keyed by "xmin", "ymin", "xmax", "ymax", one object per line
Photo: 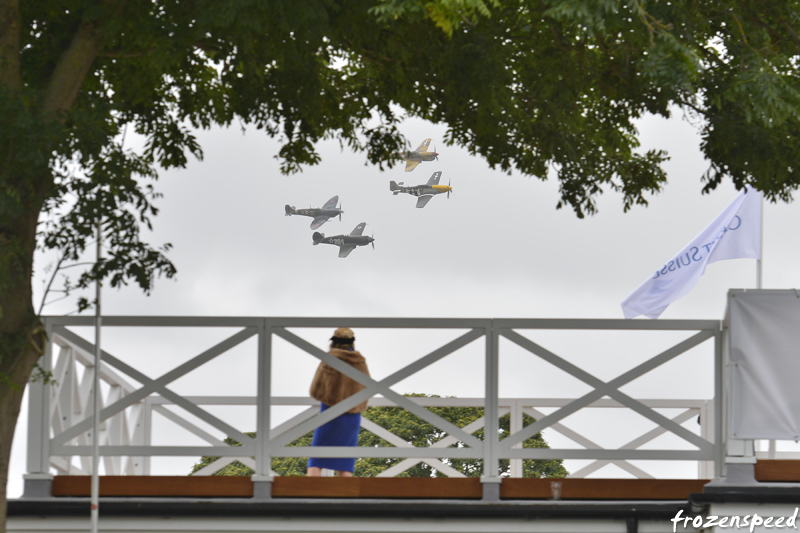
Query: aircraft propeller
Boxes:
[
  {"xmin": 338, "ymin": 202, "xmax": 343, "ymax": 221},
  {"xmin": 371, "ymin": 233, "xmax": 375, "ymax": 250},
  {"xmin": 434, "ymin": 144, "xmax": 439, "ymax": 161},
  {"xmin": 447, "ymin": 179, "xmax": 452, "ymax": 198}
]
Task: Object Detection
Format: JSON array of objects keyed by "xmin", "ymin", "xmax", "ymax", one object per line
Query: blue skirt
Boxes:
[{"xmin": 308, "ymin": 403, "xmax": 361, "ymax": 472}]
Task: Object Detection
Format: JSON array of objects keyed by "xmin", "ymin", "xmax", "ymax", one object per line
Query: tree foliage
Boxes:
[
  {"xmin": 363, "ymin": 0, "xmax": 800, "ymax": 215},
  {"xmin": 190, "ymin": 394, "xmax": 568, "ymax": 478}
]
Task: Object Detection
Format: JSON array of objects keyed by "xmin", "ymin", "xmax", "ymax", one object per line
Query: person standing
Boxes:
[{"xmin": 307, "ymin": 327, "xmax": 370, "ymax": 477}]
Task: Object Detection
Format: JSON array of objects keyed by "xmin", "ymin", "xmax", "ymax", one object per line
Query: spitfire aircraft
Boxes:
[
  {"xmin": 312, "ymin": 222, "xmax": 374, "ymax": 258},
  {"xmin": 396, "ymin": 138, "xmax": 439, "ymax": 172},
  {"xmin": 285, "ymin": 195, "xmax": 343, "ymax": 230},
  {"xmin": 389, "ymin": 171, "xmax": 452, "ymax": 208}
]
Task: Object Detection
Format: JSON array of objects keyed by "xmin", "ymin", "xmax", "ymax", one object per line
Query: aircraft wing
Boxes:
[
  {"xmin": 404, "ymin": 160, "xmax": 421, "ymax": 172},
  {"xmin": 338, "ymin": 245, "xmax": 357, "ymax": 258},
  {"xmin": 322, "ymin": 195, "xmax": 339, "ymax": 210},
  {"xmin": 415, "ymin": 138, "xmax": 431, "ymax": 152},
  {"xmin": 415, "ymin": 195, "xmax": 434, "ymax": 208},
  {"xmin": 350, "ymin": 222, "xmax": 367, "ymax": 236},
  {"xmin": 426, "ymin": 171, "xmax": 442, "ymax": 186},
  {"xmin": 310, "ymin": 216, "xmax": 329, "ymax": 230}
]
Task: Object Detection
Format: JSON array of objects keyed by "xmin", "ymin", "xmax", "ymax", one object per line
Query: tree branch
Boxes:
[
  {"xmin": 0, "ymin": 0, "xmax": 21, "ymax": 91},
  {"xmin": 778, "ymin": 16, "xmax": 800, "ymax": 48},
  {"xmin": 37, "ymin": 254, "xmax": 67, "ymax": 316},
  {"xmin": 41, "ymin": 0, "xmax": 127, "ymax": 118},
  {"xmin": 41, "ymin": 18, "xmax": 107, "ymax": 117}
]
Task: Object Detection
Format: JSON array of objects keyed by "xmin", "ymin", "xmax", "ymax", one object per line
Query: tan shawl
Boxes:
[{"xmin": 309, "ymin": 348, "xmax": 371, "ymax": 413}]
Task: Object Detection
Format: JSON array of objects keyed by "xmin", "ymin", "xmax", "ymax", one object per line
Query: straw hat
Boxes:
[{"xmin": 331, "ymin": 327, "xmax": 355, "ymax": 342}]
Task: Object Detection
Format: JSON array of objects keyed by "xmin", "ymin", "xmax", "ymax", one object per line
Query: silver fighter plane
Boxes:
[
  {"xmin": 312, "ymin": 222, "xmax": 374, "ymax": 258},
  {"xmin": 285, "ymin": 195, "xmax": 343, "ymax": 229},
  {"xmin": 389, "ymin": 171, "xmax": 452, "ymax": 208}
]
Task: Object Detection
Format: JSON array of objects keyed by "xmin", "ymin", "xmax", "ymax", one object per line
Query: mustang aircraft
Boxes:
[
  {"xmin": 389, "ymin": 171, "xmax": 452, "ymax": 208},
  {"xmin": 397, "ymin": 138, "xmax": 438, "ymax": 172},
  {"xmin": 313, "ymin": 222, "xmax": 375, "ymax": 258},
  {"xmin": 285, "ymin": 195, "xmax": 343, "ymax": 229}
]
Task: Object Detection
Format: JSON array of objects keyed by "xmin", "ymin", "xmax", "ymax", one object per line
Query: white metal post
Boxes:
[
  {"xmin": 253, "ymin": 319, "xmax": 273, "ymax": 497},
  {"xmin": 509, "ymin": 400, "xmax": 523, "ymax": 478},
  {"xmin": 91, "ymin": 222, "xmax": 102, "ymax": 533},
  {"xmin": 719, "ymin": 303, "xmax": 755, "ymax": 484},
  {"xmin": 714, "ymin": 328, "xmax": 724, "ymax": 479},
  {"xmin": 482, "ymin": 321, "xmax": 501, "ymax": 497},
  {"xmin": 757, "ymin": 194, "xmax": 764, "ymax": 289},
  {"xmin": 698, "ymin": 400, "xmax": 713, "ymax": 479},
  {"xmin": 26, "ymin": 317, "xmax": 51, "ymax": 475},
  {"xmin": 23, "ymin": 317, "xmax": 54, "ymax": 496},
  {"xmin": 142, "ymin": 396, "xmax": 153, "ymax": 475}
]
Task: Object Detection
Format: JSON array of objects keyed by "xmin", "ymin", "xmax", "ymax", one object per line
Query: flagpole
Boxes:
[
  {"xmin": 91, "ymin": 220, "xmax": 102, "ymax": 533},
  {"xmin": 757, "ymin": 194, "xmax": 764, "ymax": 289}
]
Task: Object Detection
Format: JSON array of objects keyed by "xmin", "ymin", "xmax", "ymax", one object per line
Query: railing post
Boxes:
[
  {"xmin": 134, "ymin": 396, "xmax": 153, "ymax": 476},
  {"xmin": 253, "ymin": 319, "xmax": 273, "ymax": 498},
  {"xmin": 698, "ymin": 399, "xmax": 715, "ymax": 479},
  {"xmin": 24, "ymin": 317, "xmax": 54, "ymax": 497},
  {"xmin": 713, "ymin": 327, "xmax": 724, "ymax": 480},
  {"xmin": 716, "ymin": 319, "xmax": 757, "ymax": 485},
  {"xmin": 767, "ymin": 439, "xmax": 777, "ymax": 459},
  {"xmin": 481, "ymin": 320, "xmax": 501, "ymax": 500},
  {"xmin": 509, "ymin": 399, "xmax": 523, "ymax": 478}
]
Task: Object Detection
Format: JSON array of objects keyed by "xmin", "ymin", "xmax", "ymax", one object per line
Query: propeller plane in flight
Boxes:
[
  {"xmin": 285, "ymin": 195, "xmax": 343, "ymax": 230},
  {"xmin": 389, "ymin": 171, "xmax": 452, "ymax": 208},
  {"xmin": 312, "ymin": 222, "xmax": 375, "ymax": 258},
  {"xmin": 397, "ymin": 138, "xmax": 439, "ymax": 172}
]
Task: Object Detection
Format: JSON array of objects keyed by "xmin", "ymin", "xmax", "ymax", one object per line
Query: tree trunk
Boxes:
[
  {"xmin": 0, "ymin": 180, "xmax": 48, "ymax": 533},
  {"xmin": 0, "ymin": 6, "xmax": 109, "ymax": 530},
  {"xmin": 0, "ymin": 341, "xmax": 40, "ymax": 533},
  {"xmin": 1, "ymin": 2, "xmax": 122, "ymax": 530}
]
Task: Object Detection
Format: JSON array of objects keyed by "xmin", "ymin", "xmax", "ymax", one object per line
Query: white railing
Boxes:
[{"xmin": 27, "ymin": 317, "xmax": 723, "ymax": 481}]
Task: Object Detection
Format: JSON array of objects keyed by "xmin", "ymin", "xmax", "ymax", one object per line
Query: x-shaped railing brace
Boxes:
[
  {"xmin": 498, "ymin": 328, "xmax": 714, "ymax": 454},
  {"xmin": 50, "ymin": 326, "xmax": 257, "ymax": 453},
  {"xmin": 269, "ymin": 327, "xmax": 485, "ymax": 450},
  {"xmin": 560, "ymin": 406, "xmax": 701, "ymax": 478}
]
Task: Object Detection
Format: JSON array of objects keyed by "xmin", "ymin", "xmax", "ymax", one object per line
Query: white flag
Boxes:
[{"xmin": 621, "ymin": 186, "xmax": 762, "ymax": 319}]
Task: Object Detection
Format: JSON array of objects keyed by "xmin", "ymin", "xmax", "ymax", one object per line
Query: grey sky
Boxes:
[
  {"xmin": 37, "ymin": 112, "xmax": 800, "ymax": 318},
  {"xmin": 81, "ymin": 113, "xmax": 799, "ymax": 319},
  {"xmin": 10, "ymin": 111, "xmax": 800, "ymax": 496}
]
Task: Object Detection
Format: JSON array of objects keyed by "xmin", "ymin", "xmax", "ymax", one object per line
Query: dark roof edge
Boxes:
[
  {"xmin": 693, "ymin": 484, "xmax": 800, "ymax": 505},
  {"xmin": 9, "ymin": 498, "xmax": 689, "ymax": 520}
]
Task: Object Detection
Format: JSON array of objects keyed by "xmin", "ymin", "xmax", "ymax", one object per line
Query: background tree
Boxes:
[
  {"xmin": 191, "ymin": 394, "xmax": 568, "ymax": 478},
  {"xmin": 3, "ymin": 0, "xmax": 800, "ymax": 529}
]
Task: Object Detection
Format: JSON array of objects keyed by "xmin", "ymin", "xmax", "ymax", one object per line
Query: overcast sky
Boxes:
[
  {"xmin": 34, "ymin": 111, "xmax": 800, "ymax": 320},
  {"xmin": 9, "ymin": 110, "xmax": 800, "ymax": 496}
]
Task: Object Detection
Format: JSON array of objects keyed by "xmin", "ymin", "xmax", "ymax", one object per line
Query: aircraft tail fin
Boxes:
[
  {"xmin": 312, "ymin": 232, "xmax": 324, "ymax": 245},
  {"xmin": 285, "ymin": 205, "xmax": 295, "ymax": 216},
  {"xmin": 389, "ymin": 181, "xmax": 399, "ymax": 191}
]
